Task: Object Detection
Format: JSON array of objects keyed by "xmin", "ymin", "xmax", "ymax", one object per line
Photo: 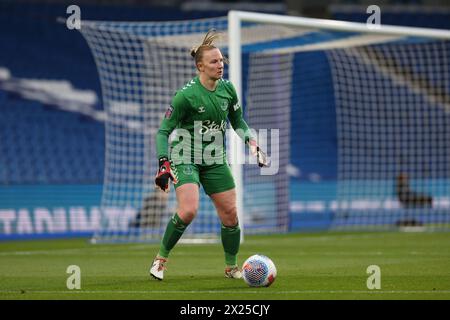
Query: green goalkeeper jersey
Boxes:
[{"xmin": 156, "ymin": 76, "xmax": 254, "ymax": 165}]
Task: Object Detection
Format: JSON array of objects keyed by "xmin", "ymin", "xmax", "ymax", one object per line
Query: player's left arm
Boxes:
[{"xmin": 227, "ymin": 83, "xmax": 269, "ymax": 168}]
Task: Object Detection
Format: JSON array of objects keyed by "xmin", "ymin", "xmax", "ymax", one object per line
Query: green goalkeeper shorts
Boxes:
[{"xmin": 173, "ymin": 162, "xmax": 235, "ymax": 195}]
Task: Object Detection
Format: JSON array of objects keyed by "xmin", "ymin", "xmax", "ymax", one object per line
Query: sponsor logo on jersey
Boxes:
[
  {"xmin": 165, "ymin": 105, "xmax": 173, "ymax": 119},
  {"xmin": 198, "ymin": 106, "xmax": 206, "ymax": 113},
  {"xmin": 199, "ymin": 120, "xmax": 227, "ymax": 134}
]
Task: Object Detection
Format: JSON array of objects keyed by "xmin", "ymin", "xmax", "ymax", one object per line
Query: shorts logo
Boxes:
[
  {"xmin": 183, "ymin": 166, "xmax": 193, "ymax": 175},
  {"xmin": 165, "ymin": 106, "xmax": 174, "ymax": 119}
]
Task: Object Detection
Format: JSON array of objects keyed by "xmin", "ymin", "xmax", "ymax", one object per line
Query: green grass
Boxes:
[{"xmin": 0, "ymin": 231, "xmax": 449, "ymax": 300}]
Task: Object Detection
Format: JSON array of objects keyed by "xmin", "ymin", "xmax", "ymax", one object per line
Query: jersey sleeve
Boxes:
[
  {"xmin": 227, "ymin": 82, "xmax": 255, "ymax": 144},
  {"xmin": 156, "ymin": 91, "xmax": 188, "ymax": 159}
]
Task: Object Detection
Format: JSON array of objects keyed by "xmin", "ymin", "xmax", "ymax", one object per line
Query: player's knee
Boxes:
[
  {"xmin": 221, "ymin": 206, "xmax": 238, "ymax": 227},
  {"xmin": 178, "ymin": 205, "xmax": 198, "ymax": 223}
]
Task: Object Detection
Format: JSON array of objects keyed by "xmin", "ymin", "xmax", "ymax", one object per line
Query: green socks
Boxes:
[
  {"xmin": 158, "ymin": 215, "xmax": 240, "ymax": 267},
  {"xmin": 158, "ymin": 213, "xmax": 189, "ymax": 258},
  {"xmin": 221, "ymin": 223, "xmax": 241, "ymax": 267}
]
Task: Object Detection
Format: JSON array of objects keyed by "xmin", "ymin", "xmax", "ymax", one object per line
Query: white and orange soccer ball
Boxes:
[{"xmin": 242, "ymin": 254, "xmax": 277, "ymax": 287}]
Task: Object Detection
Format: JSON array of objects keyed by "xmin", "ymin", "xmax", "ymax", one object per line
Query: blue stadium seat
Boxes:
[{"xmin": 0, "ymin": 90, "xmax": 105, "ymax": 184}]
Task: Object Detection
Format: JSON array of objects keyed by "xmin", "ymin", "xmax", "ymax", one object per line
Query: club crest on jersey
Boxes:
[
  {"xmin": 165, "ymin": 106, "xmax": 173, "ymax": 119},
  {"xmin": 220, "ymin": 100, "xmax": 228, "ymax": 111},
  {"xmin": 198, "ymin": 106, "xmax": 206, "ymax": 113},
  {"xmin": 183, "ymin": 166, "xmax": 193, "ymax": 175}
]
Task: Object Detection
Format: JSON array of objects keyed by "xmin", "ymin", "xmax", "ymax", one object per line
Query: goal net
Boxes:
[
  {"xmin": 80, "ymin": 11, "xmax": 450, "ymax": 243},
  {"xmin": 80, "ymin": 16, "xmax": 291, "ymax": 243},
  {"xmin": 329, "ymin": 39, "xmax": 450, "ymax": 230}
]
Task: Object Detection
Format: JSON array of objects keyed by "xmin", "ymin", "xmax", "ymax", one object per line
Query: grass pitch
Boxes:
[{"xmin": 0, "ymin": 231, "xmax": 449, "ymax": 300}]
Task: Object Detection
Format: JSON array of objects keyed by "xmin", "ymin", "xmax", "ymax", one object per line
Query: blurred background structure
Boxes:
[{"xmin": 1, "ymin": 0, "xmax": 449, "ymax": 240}]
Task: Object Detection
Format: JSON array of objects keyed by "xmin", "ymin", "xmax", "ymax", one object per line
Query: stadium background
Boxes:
[{"xmin": 1, "ymin": 0, "xmax": 450, "ymax": 240}]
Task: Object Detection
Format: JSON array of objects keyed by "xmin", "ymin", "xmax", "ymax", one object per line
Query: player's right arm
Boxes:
[
  {"xmin": 155, "ymin": 92, "xmax": 188, "ymax": 192},
  {"xmin": 156, "ymin": 91, "xmax": 188, "ymax": 159}
]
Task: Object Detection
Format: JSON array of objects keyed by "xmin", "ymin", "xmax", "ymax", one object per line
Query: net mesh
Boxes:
[{"xmin": 327, "ymin": 40, "xmax": 450, "ymax": 230}]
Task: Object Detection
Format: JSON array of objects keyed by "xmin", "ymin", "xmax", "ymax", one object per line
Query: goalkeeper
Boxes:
[{"xmin": 150, "ymin": 29, "xmax": 268, "ymax": 281}]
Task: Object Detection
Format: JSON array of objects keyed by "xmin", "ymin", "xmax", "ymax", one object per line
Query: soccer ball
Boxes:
[{"xmin": 242, "ymin": 254, "xmax": 277, "ymax": 287}]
